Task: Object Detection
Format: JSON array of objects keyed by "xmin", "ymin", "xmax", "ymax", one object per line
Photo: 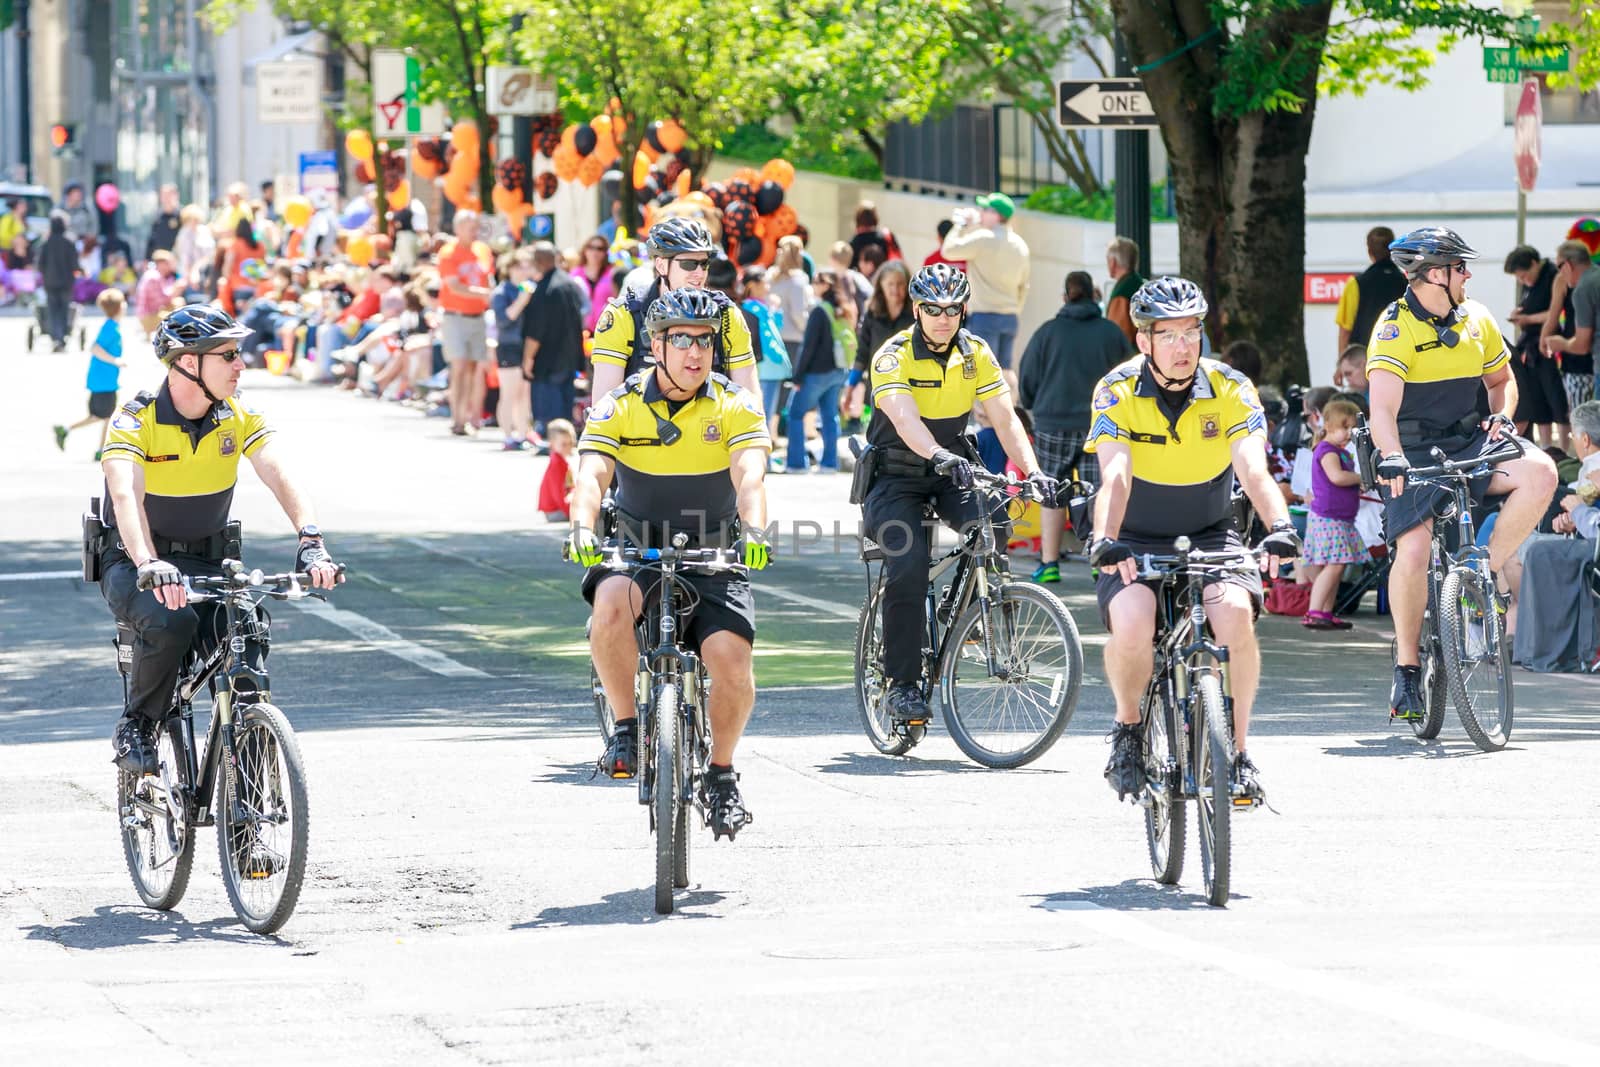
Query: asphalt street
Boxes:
[{"xmin": 4, "ymin": 308, "xmax": 1600, "ymax": 1064}]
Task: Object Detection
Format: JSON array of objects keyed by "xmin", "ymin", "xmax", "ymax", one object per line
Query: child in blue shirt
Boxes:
[{"xmin": 54, "ymin": 288, "xmax": 127, "ymax": 460}]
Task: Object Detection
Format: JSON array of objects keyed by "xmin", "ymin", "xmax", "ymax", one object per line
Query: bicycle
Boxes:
[
  {"xmin": 114, "ymin": 560, "xmax": 340, "ymax": 935},
  {"xmin": 1133, "ymin": 539, "xmax": 1264, "ymax": 908},
  {"xmin": 1386, "ymin": 438, "xmax": 1523, "ymax": 752},
  {"xmin": 584, "ymin": 535, "xmax": 744, "ymax": 915},
  {"xmin": 853, "ymin": 466, "xmax": 1083, "ymax": 767}
]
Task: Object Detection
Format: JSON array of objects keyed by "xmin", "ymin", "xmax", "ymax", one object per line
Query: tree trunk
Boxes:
[{"xmin": 1110, "ymin": 0, "xmax": 1331, "ymax": 387}]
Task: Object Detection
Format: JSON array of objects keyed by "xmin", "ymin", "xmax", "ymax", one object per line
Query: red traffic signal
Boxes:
[{"xmin": 50, "ymin": 123, "xmax": 74, "ymax": 149}]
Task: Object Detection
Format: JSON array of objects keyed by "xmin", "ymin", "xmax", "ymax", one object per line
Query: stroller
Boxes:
[{"xmin": 26, "ymin": 297, "xmax": 87, "ymax": 352}]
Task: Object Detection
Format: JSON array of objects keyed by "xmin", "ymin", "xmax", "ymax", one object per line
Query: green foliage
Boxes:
[
  {"xmin": 1022, "ymin": 182, "xmax": 1174, "ymax": 222},
  {"xmin": 0, "ymin": 0, "xmax": 13, "ymax": 32},
  {"xmin": 1544, "ymin": 1, "xmax": 1600, "ymax": 91},
  {"xmin": 718, "ymin": 124, "xmax": 881, "ymax": 181}
]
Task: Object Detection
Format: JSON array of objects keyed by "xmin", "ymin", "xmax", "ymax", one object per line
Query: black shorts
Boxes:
[
  {"xmin": 1381, "ymin": 429, "xmax": 1521, "ymax": 541},
  {"xmin": 89, "ymin": 391, "xmax": 117, "ymax": 419},
  {"xmin": 1095, "ymin": 527, "xmax": 1263, "ymax": 630},
  {"xmin": 581, "ymin": 566, "xmax": 756, "ymax": 649},
  {"xmin": 495, "ymin": 343, "xmax": 524, "ymax": 370},
  {"xmin": 1511, "ymin": 354, "xmax": 1567, "ymax": 425}
]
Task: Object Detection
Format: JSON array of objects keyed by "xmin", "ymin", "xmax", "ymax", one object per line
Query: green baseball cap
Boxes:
[{"xmin": 976, "ymin": 192, "xmax": 1015, "ymax": 219}]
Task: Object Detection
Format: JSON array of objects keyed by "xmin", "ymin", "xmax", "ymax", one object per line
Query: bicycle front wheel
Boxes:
[
  {"xmin": 1440, "ymin": 569, "xmax": 1514, "ymax": 751},
  {"xmin": 1142, "ymin": 681, "xmax": 1185, "ymax": 885},
  {"xmin": 1194, "ymin": 675, "xmax": 1231, "ymax": 908},
  {"xmin": 119, "ymin": 721, "xmax": 195, "ymax": 910},
  {"xmin": 216, "ymin": 702, "xmax": 309, "ymax": 935},
  {"xmin": 941, "ymin": 582, "xmax": 1083, "ymax": 768},
  {"xmin": 854, "ymin": 581, "xmax": 915, "ymax": 756},
  {"xmin": 654, "ymin": 682, "xmax": 681, "ymax": 915}
]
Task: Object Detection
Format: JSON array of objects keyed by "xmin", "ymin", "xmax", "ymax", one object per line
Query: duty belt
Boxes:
[
  {"xmin": 877, "ymin": 447, "xmax": 935, "ymax": 477},
  {"xmin": 1397, "ymin": 414, "xmax": 1478, "ymax": 444},
  {"xmin": 116, "ymin": 531, "xmax": 228, "ymax": 559}
]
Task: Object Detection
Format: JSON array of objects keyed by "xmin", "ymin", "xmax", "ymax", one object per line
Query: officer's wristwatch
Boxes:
[{"xmin": 297, "ymin": 524, "xmax": 323, "ymax": 541}]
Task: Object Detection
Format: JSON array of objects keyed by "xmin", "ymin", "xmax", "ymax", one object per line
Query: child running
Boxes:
[
  {"xmin": 53, "ymin": 289, "xmax": 127, "ymax": 460},
  {"xmin": 1301, "ymin": 398, "xmax": 1366, "ymax": 630}
]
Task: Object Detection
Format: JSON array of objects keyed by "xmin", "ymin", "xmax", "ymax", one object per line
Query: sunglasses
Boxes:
[
  {"xmin": 673, "ymin": 257, "xmax": 711, "ymax": 272},
  {"xmin": 1150, "ymin": 327, "xmax": 1204, "ymax": 350},
  {"xmin": 917, "ymin": 303, "xmax": 963, "ymax": 318},
  {"xmin": 1448, "ymin": 262, "xmax": 1470, "ymax": 276},
  {"xmin": 664, "ymin": 333, "xmax": 715, "ymax": 350},
  {"xmin": 209, "ymin": 347, "xmax": 244, "ymax": 361}
]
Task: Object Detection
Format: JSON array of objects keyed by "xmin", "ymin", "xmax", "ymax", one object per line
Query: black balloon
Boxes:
[
  {"xmin": 754, "ymin": 180, "xmax": 784, "ymax": 216},
  {"xmin": 723, "ymin": 199, "xmax": 756, "ymax": 239},
  {"xmin": 726, "ymin": 178, "xmax": 753, "ymax": 203},
  {"xmin": 646, "ymin": 122, "xmax": 667, "ymax": 155},
  {"xmin": 703, "ymin": 181, "xmax": 731, "ymax": 210},
  {"xmin": 736, "ymin": 236, "xmax": 764, "ymax": 265},
  {"xmin": 574, "ymin": 125, "xmax": 598, "ymax": 157}
]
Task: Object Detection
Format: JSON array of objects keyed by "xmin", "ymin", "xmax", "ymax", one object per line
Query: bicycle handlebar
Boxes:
[
  {"xmin": 1403, "ymin": 435, "xmax": 1524, "ymax": 482},
  {"xmin": 1133, "ymin": 545, "xmax": 1262, "ymax": 581},
  {"xmin": 937, "ymin": 459, "xmax": 1046, "ymax": 502},
  {"xmin": 185, "ymin": 562, "xmax": 346, "ymax": 601}
]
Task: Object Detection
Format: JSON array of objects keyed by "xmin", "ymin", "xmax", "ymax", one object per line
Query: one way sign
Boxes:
[{"xmin": 1057, "ymin": 79, "xmax": 1159, "ymax": 129}]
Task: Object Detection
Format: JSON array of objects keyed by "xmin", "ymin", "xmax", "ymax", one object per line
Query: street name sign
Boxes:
[
  {"xmin": 1483, "ymin": 45, "xmax": 1570, "ymax": 75},
  {"xmin": 1057, "ymin": 79, "xmax": 1158, "ymax": 129}
]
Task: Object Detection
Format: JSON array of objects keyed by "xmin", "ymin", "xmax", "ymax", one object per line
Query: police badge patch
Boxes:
[
  {"xmin": 111, "ymin": 413, "xmax": 142, "ymax": 432},
  {"xmin": 596, "ymin": 307, "xmax": 616, "ymax": 334},
  {"xmin": 874, "ymin": 352, "xmax": 899, "ymax": 375},
  {"xmin": 218, "ymin": 430, "xmax": 238, "ymax": 456},
  {"xmin": 588, "ymin": 395, "xmax": 617, "ymax": 423},
  {"xmin": 1201, "ymin": 415, "xmax": 1220, "ymax": 439},
  {"xmin": 1376, "ymin": 323, "xmax": 1401, "ymax": 342},
  {"xmin": 702, "ymin": 421, "xmax": 722, "ymax": 443}
]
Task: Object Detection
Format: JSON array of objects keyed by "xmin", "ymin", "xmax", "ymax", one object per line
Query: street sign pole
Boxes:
[
  {"xmin": 1112, "ymin": 32, "xmax": 1151, "ymax": 273},
  {"xmin": 509, "ymin": 15, "xmax": 534, "ymax": 238}
]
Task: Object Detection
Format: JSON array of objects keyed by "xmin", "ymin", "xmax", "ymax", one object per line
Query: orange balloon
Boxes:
[
  {"xmin": 578, "ymin": 153, "xmax": 606, "ymax": 188},
  {"xmin": 461, "ymin": 194, "xmax": 482, "ymax": 214},
  {"xmin": 592, "ymin": 133, "xmax": 620, "ymax": 168},
  {"xmin": 345, "ymin": 128, "xmax": 374, "ymax": 162},
  {"xmin": 731, "ymin": 166, "xmax": 760, "ymax": 186},
  {"xmin": 637, "ymin": 139, "xmax": 660, "ymax": 163},
  {"xmin": 347, "ymin": 234, "xmax": 374, "ymax": 266},
  {"xmin": 768, "ymin": 203, "xmax": 798, "ymax": 236},
  {"xmin": 642, "ymin": 203, "xmax": 657, "ymax": 232},
  {"xmin": 591, "ymin": 114, "xmax": 613, "ymax": 141},
  {"xmin": 682, "ymin": 190, "xmax": 713, "ymax": 210},
  {"xmin": 450, "ymin": 120, "xmax": 480, "ymax": 157},
  {"xmin": 674, "ymin": 168, "xmax": 692, "ymax": 197},
  {"xmin": 491, "ymin": 184, "xmax": 513, "ymax": 216},
  {"xmin": 632, "ymin": 152, "xmax": 652, "ymax": 189},
  {"xmin": 560, "ymin": 124, "xmax": 578, "ymax": 154},
  {"xmin": 389, "ymin": 180, "xmax": 411, "ymax": 211},
  {"xmin": 411, "ymin": 147, "xmax": 442, "ymax": 180},
  {"xmin": 553, "ymin": 145, "xmax": 581, "ymax": 182},
  {"xmin": 444, "ymin": 172, "xmax": 473, "ymax": 206},
  {"xmin": 761, "ymin": 158, "xmax": 796, "ymax": 190},
  {"xmin": 658, "ymin": 119, "xmax": 688, "ymax": 154}
]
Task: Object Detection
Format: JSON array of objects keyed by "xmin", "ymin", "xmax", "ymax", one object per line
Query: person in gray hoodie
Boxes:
[{"xmin": 1017, "ymin": 269, "xmax": 1134, "ymax": 582}]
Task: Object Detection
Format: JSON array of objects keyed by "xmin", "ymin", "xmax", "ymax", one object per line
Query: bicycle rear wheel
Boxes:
[
  {"xmin": 1141, "ymin": 680, "xmax": 1185, "ymax": 885},
  {"xmin": 654, "ymin": 682, "xmax": 681, "ymax": 915},
  {"xmin": 941, "ymin": 583, "xmax": 1083, "ymax": 769},
  {"xmin": 854, "ymin": 581, "xmax": 915, "ymax": 756},
  {"xmin": 216, "ymin": 702, "xmax": 309, "ymax": 935},
  {"xmin": 118, "ymin": 721, "xmax": 194, "ymax": 910},
  {"xmin": 1194, "ymin": 674, "xmax": 1231, "ymax": 908},
  {"xmin": 1440, "ymin": 569, "xmax": 1514, "ymax": 751}
]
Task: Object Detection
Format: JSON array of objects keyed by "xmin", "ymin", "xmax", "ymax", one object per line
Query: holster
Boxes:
[
  {"xmin": 82, "ymin": 498, "xmax": 106, "ymax": 583},
  {"xmin": 1352, "ymin": 417, "xmax": 1378, "ymax": 492},
  {"xmin": 848, "ymin": 441, "xmax": 879, "ymax": 506}
]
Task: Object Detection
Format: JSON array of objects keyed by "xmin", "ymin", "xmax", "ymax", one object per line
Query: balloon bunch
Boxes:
[
  {"xmin": 549, "ymin": 105, "xmax": 626, "ymax": 188},
  {"xmin": 637, "ymin": 158, "xmax": 797, "ymax": 268}
]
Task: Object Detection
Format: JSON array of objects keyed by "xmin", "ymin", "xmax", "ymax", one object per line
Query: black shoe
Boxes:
[
  {"xmin": 703, "ymin": 768, "xmax": 752, "ymax": 841},
  {"xmin": 600, "ymin": 724, "xmax": 638, "ymax": 779},
  {"xmin": 1104, "ymin": 721, "xmax": 1145, "ymax": 801},
  {"xmin": 1232, "ymin": 751, "xmax": 1264, "ymax": 806},
  {"xmin": 1389, "ymin": 664, "xmax": 1424, "ymax": 722},
  {"xmin": 112, "ymin": 715, "xmax": 159, "ymax": 776},
  {"xmin": 884, "ymin": 683, "xmax": 930, "ymax": 724}
]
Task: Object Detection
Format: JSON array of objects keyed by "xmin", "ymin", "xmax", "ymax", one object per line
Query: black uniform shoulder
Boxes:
[{"xmin": 122, "ymin": 390, "xmax": 157, "ymax": 414}]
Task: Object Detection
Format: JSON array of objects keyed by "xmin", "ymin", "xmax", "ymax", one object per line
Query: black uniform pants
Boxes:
[
  {"xmin": 100, "ymin": 551, "xmax": 233, "ymax": 722},
  {"xmin": 863, "ymin": 473, "xmax": 983, "ymax": 686}
]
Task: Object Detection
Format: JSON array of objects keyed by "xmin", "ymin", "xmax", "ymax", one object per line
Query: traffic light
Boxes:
[{"xmin": 50, "ymin": 123, "xmax": 77, "ymax": 156}]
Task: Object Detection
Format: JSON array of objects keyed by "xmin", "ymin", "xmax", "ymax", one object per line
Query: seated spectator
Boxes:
[
  {"xmin": 537, "ymin": 419, "xmax": 578, "ymax": 521},
  {"xmin": 1504, "ymin": 400, "xmax": 1600, "ymax": 670},
  {"xmin": 134, "ymin": 251, "xmax": 180, "ymax": 335},
  {"xmin": 1, "ymin": 234, "xmax": 38, "ymax": 305}
]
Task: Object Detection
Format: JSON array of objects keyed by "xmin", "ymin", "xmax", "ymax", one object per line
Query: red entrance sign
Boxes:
[{"xmin": 1304, "ymin": 272, "xmax": 1351, "ymax": 304}]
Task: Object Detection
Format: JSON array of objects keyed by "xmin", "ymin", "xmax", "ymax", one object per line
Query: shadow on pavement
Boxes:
[
  {"xmin": 1031, "ymin": 881, "xmax": 1248, "ymax": 912},
  {"xmin": 531, "ymin": 760, "xmax": 616, "ymax": 787},
  {"xmin": 814, "ymin": 750, "xmax": 1064, "ymax": 776},
  {"xmin": 22, "ymin": 905, "xmax": 283, "ymax": 949},
  {"xmin": 1320, "ymin": 735, "xmax": 1486, "ymax": 759},
  {"xmin": 513, "ymin": 887, "xmax": 725, "ymax": 928}
]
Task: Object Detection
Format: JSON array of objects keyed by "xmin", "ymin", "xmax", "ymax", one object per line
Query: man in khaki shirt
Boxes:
[{"xmin": 942, "ymin": 192, "xmax": 1030, "ymax": 388}]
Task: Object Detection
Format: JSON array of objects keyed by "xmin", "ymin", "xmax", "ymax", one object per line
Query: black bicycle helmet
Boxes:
[
  {"xmin": 1129, "ymin": 276, "xmax": 1209, "ymax": 328},
  {"xmin": 643, "ymin": 216, "xmax": 717, "ymax": 259},
  {"xmin": 908, "ymin": 263, "xmax": 970, "ymax": 305},
  {"xmin": 153, "ymin": 303, "xmax": 252, "ymax": 364},
  {"xmin": 644, "ymin": 286, "xmax": 723, "ymax": 337},
  {"xmin": 1389, "ymin": 227, "xmax": 1479, "ymax": 279}
]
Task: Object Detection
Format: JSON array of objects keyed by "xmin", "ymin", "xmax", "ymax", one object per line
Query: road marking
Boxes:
[
  {"xmin": 293, "ymin": 599, "xmax": 489, "ymax": 678},
  {"xmin": 1044, "ymin": 899, "xmax": 1600, "ymax": 1065},
  {"xmin": 0, "ymin": 570, "xmax": 81, "ymax": 582},
  {"xmin": 763, "ymin": 586, "xmax": 859, "ymax": 621}
]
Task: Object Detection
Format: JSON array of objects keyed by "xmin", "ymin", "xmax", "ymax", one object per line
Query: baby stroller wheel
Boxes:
[{"xmin": 26, "ymin": 324, "xmax": 36, "ymax": 351}]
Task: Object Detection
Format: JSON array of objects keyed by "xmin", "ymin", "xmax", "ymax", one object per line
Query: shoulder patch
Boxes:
[
  {"xmin": 588, "ymin": 395, "xmax": 618, "ymax": 423},
  {"xmin": 596, "ymin": 306, "xmax": 616, "ymax": 334},
  {"xmin": 1236, "ymin": 381, "xmax": 1262, "ymax": 410},
  {"xmin": 111, "ymin": 412, "xmax": 142, "ymax": 432},
  {"xmin": 1376, "ymin": 323, "xmax": 1401, "ymax": 342},
  {"xmin": 739, "ymin": 391, "xmax": 763, "ymax": 415},
  {"xmin": 874, "ymin": 351, "xmax": 900, "ymax": 375},
  {"xmin": 1092, "ymin": 384, "xmax": 1119, "ymax": 411}
]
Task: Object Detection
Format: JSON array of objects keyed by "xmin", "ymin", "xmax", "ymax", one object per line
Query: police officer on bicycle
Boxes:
[
  {"xmin": 1366, "ymin": 228, "xmax": 1556, "ymax": 719},
  {"xmin": 589, "ymin": 217, "xmax": 763, "ymax": 406},
  {"xmin": 1086, "ymin": 278, "xmax": 1299, "ymax": 804},
  {"xmin": 98, "ymin": 305, "xmax": 342, "ymax": 776},
  {"xmin": 567, "ymin": 288, "xmax": 772, "ymax": 840},
  {"xmin": 858, "ymin": 263, "xmax": 1055, "ymax": 725}
]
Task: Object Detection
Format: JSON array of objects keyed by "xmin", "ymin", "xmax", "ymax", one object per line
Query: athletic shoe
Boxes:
[
  {"xmin": 1031, "ymin": 560, "xmax": 1060, "ymax": 584},
  {"xmin": 704, "ymin": 768, "xmax": 752, "ymax": 841},
  {"xmin": 52, "ymin": 425, "xmax": 68, "ymax": 451},
  {"xmin": 599, "ymin": 725, "xmax": 638, "ymax": 779},
  {"xmin": 112, "ymin": 715, "xmax": 159, "ymax": 776},
  {"xmin": 1389, "ymin": 664, "xmax": 1425, "ymax": 722},
  {"xmin": 1104, "ymin": 722, "xmax": 1145, "ymax": 800},
  {"xmin": 884, "ymin": 683, "xmax": 931, "ymax": 723}
]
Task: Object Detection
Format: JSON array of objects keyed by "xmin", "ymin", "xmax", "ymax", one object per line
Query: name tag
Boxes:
[
  {"xmin": 1128, "ymin": 431, "xmax": 1167, "ymax": 445},
  {"xmin": 619, "ymin": 436, "xmax": 661, "ymax": 447}
]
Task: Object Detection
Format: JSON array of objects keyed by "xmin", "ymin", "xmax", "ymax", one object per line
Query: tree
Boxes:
[{"xmin": 1109, "ymin": 0, "xmax": 1599, "ymax": 385}]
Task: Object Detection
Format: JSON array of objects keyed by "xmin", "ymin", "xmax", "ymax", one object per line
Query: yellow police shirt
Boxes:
[
  {"xmin": 590, "ymin": 293, "xmax": 755, "ymax": 376},
  {"xmin": 579, "ymin": 371, "xmax": 769, "ymax": 544},
  {"xmin": 1365, "ymin": 295, "xmax": 1509, "ymax": 437},
  {"xmin": 99, "ymin": 385, "xmax": 273, "ymax": 542},
  {"xmin": 865, "ymin": 328, "xmax": 1008, "ymax": 451},
  {"xmin": 1083, "ymin": 356, "xmax": 1266, "ymax": 538}
]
